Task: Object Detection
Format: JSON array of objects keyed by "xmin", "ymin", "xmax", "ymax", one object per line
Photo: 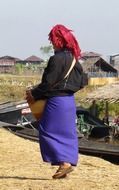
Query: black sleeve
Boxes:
[{"xmin": 31, "ymin": 55, "xmax": 64, "ymax": 100}]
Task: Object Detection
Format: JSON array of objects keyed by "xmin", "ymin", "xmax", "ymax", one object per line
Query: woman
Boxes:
[{"xmin": 26, "ymin": 24, "xmax": 82, "ymax": 179}]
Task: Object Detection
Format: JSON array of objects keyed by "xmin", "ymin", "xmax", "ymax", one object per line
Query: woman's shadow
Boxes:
[{"xmin": 0, "ymin": 176, "xmax": 51, "ymax": 180}]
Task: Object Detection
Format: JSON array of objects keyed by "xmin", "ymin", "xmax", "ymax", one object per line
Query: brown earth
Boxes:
[{"xmin": 0, "ymin": 128, "xmax": 119, "ymax": 190}]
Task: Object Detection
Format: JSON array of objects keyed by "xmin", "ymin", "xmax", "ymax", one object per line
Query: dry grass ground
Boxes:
[
  {"xmin": 0, "ymin": 75, "xmax": 40, "ymax": 102},
  {"xmin": 0, "ymin": 128, "xmax": 119, "ymax": 190}
]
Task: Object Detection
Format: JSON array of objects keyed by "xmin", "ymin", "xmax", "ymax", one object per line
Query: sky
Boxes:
[{"xmin": 0, "ymin": 0, "xmax": 119, "ymax": 60}]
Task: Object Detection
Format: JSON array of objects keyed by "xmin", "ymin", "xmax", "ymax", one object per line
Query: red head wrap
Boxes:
[{"xmin": 48, "ymin": 24, "xmax": 81, "ymax": 60}]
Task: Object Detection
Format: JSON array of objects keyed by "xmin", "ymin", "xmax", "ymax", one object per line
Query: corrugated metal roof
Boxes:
[
  {"xmin": 81, "ymin": 51, "xmax": 101, "ymax": 58},
  {"xmin": 81, "ymin": 57, "xmax": 118, "ymax": 73},
  {"xmin": 24, "ymin": 55, "xmax": 43, "ymax": 62},
  {"xmin": 0, "ymin": 56, "xmax": 21, "ymax": 61}
]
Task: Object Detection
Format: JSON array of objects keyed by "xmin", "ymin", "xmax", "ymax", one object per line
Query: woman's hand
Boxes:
[{"xmin": 25, "ymin": 90, "xmax": 35, "ymax": 104}]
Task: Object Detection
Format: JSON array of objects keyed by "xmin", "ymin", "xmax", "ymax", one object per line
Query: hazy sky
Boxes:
[{"xmin": 0, "ymin": 0, "xmax": 119, "ymax": 59}]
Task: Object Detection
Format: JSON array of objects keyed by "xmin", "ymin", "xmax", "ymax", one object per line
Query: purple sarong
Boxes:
[{"xmin": 38, "ymin": 95, "xmax": 78, "ymax": 166}]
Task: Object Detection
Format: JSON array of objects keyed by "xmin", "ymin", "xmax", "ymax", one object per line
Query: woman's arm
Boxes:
[{"xmin": 31, "ymin": 55, "xmax": 64, "ymax": 100}]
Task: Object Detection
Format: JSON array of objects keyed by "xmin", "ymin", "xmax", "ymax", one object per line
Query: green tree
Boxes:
[
  {"xmin": 40, "ymin": 45, "xmax": 53, "ymax": 60},
  {"xmin": 15, "ymin": 63, "xmax": 23, "ymax": 74}
]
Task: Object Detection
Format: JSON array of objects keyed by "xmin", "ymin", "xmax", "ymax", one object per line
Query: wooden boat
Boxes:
[
  {"xmin": 0, "ymin": 100, "xmax": 35, "ymax": 124},
  {"xmin": 0, "ymin": 101, "xmax": 110, "ymax": 138}
]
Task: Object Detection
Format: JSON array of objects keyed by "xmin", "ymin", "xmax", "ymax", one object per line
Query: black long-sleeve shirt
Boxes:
[{"xmin": 31, "ymin": 49, "xmax": 83, "ymax": 100}]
